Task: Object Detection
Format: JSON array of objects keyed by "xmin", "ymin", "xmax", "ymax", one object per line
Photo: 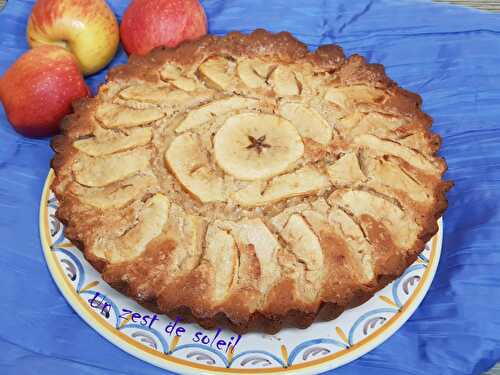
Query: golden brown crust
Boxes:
[{"xmin": 51, "ymin": 29, "xmax": 452, "ymax": 334}]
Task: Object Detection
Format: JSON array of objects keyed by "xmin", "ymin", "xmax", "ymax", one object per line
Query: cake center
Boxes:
[{"xmin": 213, "ymin": 112, "xmax": 304, "ymax": 181}]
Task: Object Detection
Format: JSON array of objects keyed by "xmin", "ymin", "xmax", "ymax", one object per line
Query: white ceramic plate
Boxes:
[{"xmin": 40, "ymin": 170, "xmax": 442, "ymax": 375}]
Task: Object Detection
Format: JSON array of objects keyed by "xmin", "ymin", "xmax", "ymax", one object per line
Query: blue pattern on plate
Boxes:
[{"xmin": 1, "ymin": 0, "xmax": 500, "ymax": 374}]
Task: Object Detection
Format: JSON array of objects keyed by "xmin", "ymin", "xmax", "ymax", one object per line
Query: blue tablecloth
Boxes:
[{"xmin": 1, "ymin": 0, "xmax": 500, "ymax": 374}]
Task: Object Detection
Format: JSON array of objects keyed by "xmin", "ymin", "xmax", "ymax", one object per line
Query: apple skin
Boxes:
[
  {"xmin": 27, "ymin": 0, "xmax": 119, "ymax": 76},
  {"xmin": 0, "ymin": 46, "xmax": 90, "ymax": 138},
  {"xmin": 121, "ymin": 0, "xmax": 207, "ymax": 56}
]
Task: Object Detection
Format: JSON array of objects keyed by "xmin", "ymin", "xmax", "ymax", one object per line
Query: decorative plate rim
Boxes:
[{"xmin": 39, "ymin": 169, "xmax": 442, "ymax": 375}]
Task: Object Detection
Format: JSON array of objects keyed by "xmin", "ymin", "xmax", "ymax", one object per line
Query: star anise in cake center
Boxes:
[{"xmin": 246, "ymin": 135, "xmax": 271, "ymax": 154}]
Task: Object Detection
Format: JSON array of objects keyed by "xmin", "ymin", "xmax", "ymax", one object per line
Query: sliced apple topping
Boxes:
[
  {"xmin": 326, "ymin": 152, "xmax": 366, "ymax": 187},
  {"xmin": 281, "ymin": 214, "xmax": 323, "ymax": 269},
  {"xmin": 214, "ymin": 113, "xmax": 304, "ymax": 180},
  {"xmin": 324, "ymin": 88, "xmax": 349, "ymax": 110},
  {"xmin": 252, "ymin": 61, "xmax": 275, "ymax": 78},
  {"xmin": 233, "ymin": 166, "xmax": 329, "ymax": 207},
  {"xmin": 70, "ymin": 174, "xmax": 158, "ymax": 210},
  {"xmin": 96, "ymin": 103, "xmax": 164, "ymax": 128},
  {"xmin": 198, "ymin": 56, "xmax": 235, "ymax": 90},
  {"xmin": 73, "ymin": 148, "xmax": 151, "ymax": 187},
  {"xmin": 280, "ymin": 214, "xmax": 324, "ymax": 288},
  {"xmin": 203, "ymin": 222, "xmax": 238, "ymax": 303},
  {"xmin": 165, "ymin": 133, "xmax": 226, "ymax": 203},
  {"xmin": 105, "ymin": 194, "xmax": 170, "ymax": 263},
  {"xmin": 237, "ymin": 59, "xmax": 274, "ymax": 89},
  {"xmin": 325, "ymin": 85, "xmax": 385, "ymax": 110},
  {"xmin": 329, "ymin": 189, "xmax": 420, "ymax": 248},
  {"xmin": 120, "ymin": 85, "xmax": 206, "ymax": 109},
  {"xmin": 73, "ymin": 127, "xmax": 152, "ymax": 156},
  {"xmin": 348, "ymin": 85, "xmax": 386, "ymax": 102},
  {"xmin": 336, "ymin": 112, "xmax": 363, "ymax": 131},
  {"xmin": 354, "ymin": 134, "xmax": 440, "ymax": 173},
  {"xmin": 363, "ymin": 156, "xmax": 430, "ymax": 202},
  {"xmin": 159, "ymin": 64, "xmax": 198, "ymax": 92},
  {"xmin": 170, "ymin": 77, "xmax": 197, "ymax": 91},
  {"xmin": 344, "ymin": 112, "xmax": 407, "ymax": 140},
  {"xmin": 278, "ymin": 102, "xmax": 332, "ymax": 145},
  {"xmin": 163, "ymin": 204, "xmax": 206, "ymax": 275},
  {"xmin": 361, "ymin": 112, "xmax": 406, "ymax": 131},
  {"xmin": 324, "ymin": 208, "xmax": 375, "ymax": 283},
  {"xmin": 218, "ymin": 218, "xmax": 281, "ymax": 294},
  {"xmin": 168, "ymin": 90, "xmax": 214, "ymax": 111},
  {"xmin": 399, "ymin": 131, "xmax": 437, "ymax": 155},
  {"xmin": 270, "ymin": 203, "xmax": 310, "ymax": 232},
  {"xmin": 160, "ymin": 64, "xmax": 183, "ymax": 80},
  {"xmin": 269, "ymin": 65, "xmax": 300, "ymax": 96},
  {"xmin": 175, "ymin": 97, "xmax": 259, "ymax": 133},
  {"xmin": 119, "ymin": 84, "xmax": 171, "ymax": 104},
  {"xmin": 237, "ymin": 60, "xmax": 265, "ymax": 89}
]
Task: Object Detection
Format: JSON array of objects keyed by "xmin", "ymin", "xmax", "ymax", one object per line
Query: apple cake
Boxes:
[{"xmin": 51, "ymin": 29, "xmax": 452, "ymax": 333}]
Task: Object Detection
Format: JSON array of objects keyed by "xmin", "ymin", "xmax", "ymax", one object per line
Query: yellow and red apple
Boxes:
[
  {"xmin": 120, "ymin": 0, "xmax": 207, "ymax": 56},
  {"xmin": 27, "ymin": 0, "xmax": 119, "ymax": 76},
  {"xmin": 0, "ymin": 46, "xmax": 90, "ymax": 137}
]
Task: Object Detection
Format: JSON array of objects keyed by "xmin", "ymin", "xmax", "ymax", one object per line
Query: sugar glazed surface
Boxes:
[{"xmin": 51, "ymin": 30, "xmax": 452, "ymax": 333}]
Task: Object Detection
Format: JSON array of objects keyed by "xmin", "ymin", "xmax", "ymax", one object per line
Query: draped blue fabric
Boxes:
[{"xmin": 1, "ymin": 0, "xmax": 499, "ymax": 374}]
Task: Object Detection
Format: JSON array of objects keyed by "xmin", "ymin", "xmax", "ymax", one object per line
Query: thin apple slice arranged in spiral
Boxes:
[
  {"xmin": 119, "ymin": 85, "xmax": 171, "ymax": 104},
  {"xmin": 175, "ymin": 97, "xmax": 259, "ymax": 133},
  {"xmin": 104, "ymin": 193, "xmax": 170, "ymax": 263},
  {"xmin": 269, "ymin": 65, "xmax": 301, "ymax": 96},
  {"xmin": 198, "ymin": 56, "xmax": 235, "ymax": 90},
  {"xmin": 237, "ymin": 59, "xmax": 275, "ymax": 89},
  {"xmin": 73, "ymin": 127, "xmax": 152, "ymax": 156},
  {"xmin": 96, "ymin": 103, "xmax": 164, "ymax": 128},
  {"xmin": 165, "ymin": 132, "xmax": 226, "ymax": 203},
  {"xmin": 278, "ymin": 102, "xmax": 332, "ymax": 145},
  {"xmin": 73, "ymin": 148, "xmax": 152, "ymax": 187},
  {"xmin": 233, "ymin": 166, "xmax": 329, "ymax": 207},
  {"xmin": 159, "ymin": 64, "xmax": 198, "ymax": 92}
]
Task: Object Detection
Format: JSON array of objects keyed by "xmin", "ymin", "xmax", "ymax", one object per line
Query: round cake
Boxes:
[{"xmin": 51, "ymin": 29, "xmax": 452, "ymax": 333}]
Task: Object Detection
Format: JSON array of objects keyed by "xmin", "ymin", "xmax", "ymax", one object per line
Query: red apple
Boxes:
[
  {"xmin": 120, "ymin": 0, "xmax": 207, "ymax": 56},
  {"xmin": 0, "ymin": 46, "xmax": 90, "ymax": 137},
  {"xmin": 27, "ymin": 0, "xmax": 120, "ymax": 76}
]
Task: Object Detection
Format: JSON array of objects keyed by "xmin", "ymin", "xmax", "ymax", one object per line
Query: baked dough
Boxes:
[{"xmin": 51, "ymin": 29, "xmax": 452, "ymax": 333}]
